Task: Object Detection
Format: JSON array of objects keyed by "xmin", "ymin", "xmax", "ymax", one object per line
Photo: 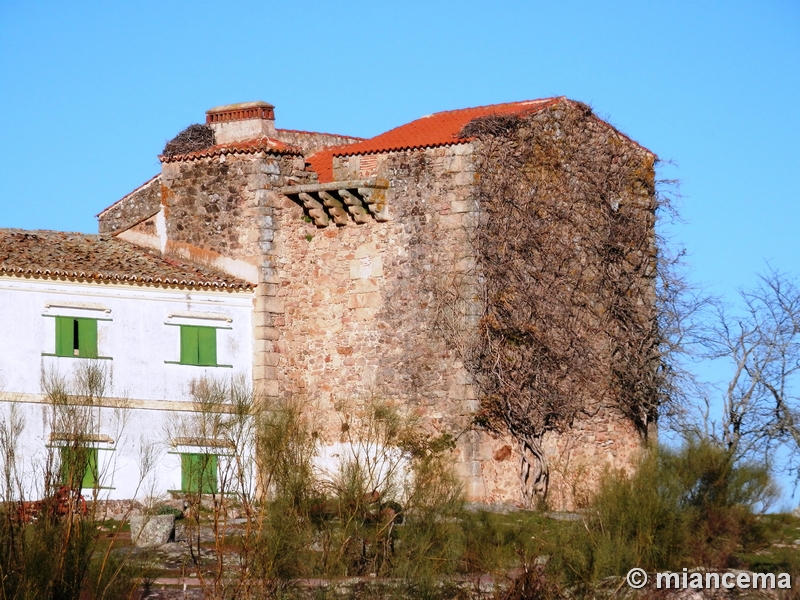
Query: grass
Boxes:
[{"xmin": 81, "ymin": 508, "xmax": 800, "ymax": 599}]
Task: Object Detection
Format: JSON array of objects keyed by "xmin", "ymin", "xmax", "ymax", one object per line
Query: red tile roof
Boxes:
[
  {"xmin": 337, "ymin": 98, "xmax": 561, "ymax": 157},
  {"xmin": 307, "ymin": 97, "xmax": 653, "ymax": 182},
  {"xmin": 306, "ymin": 98, "xmax": 561, "ymax": 182},
  {"xmin": 0, "ymin": 229, "xmax": 254, "ymax": 290},
  {"xmin": 305, "ymin": 146, "xmax": 346, "ymax": 184},
  {"xmin": 160, "ymin": 137, "xmax": 302, "ymax": 163}
]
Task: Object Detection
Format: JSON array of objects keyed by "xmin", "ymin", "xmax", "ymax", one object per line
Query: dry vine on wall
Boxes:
[{"xmin": 461, "ymin": 103, "xmax": 662, "ymax": 506}]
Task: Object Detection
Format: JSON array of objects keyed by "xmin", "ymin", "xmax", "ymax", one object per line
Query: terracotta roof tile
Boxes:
[
  {"xmin": 306, "ymin": 97, "xmax": 654, "ymax": 182},
  {"xmin": 305, "ymin": 145, "xmax": 348, "ymax": 184},
  {"xmin": 334, "ymin": 98, "xmax": 562, "ymax": 158},
  {"xmin": 160, "ymin": 137, "xmax": 302, "ymax": 163},
  {"xmin": 0, "ymin": 229, "xmax": 254, "ymax": 290}
]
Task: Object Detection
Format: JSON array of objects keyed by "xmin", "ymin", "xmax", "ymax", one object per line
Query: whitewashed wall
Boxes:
[{"xmin": 0, "ymin": 276, "xmax": 255, "ymax": 500}]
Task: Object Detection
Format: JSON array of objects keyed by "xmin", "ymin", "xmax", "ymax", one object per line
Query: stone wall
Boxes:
[
  {"xmin": 159, "ymin": 151, "xmax": 304, "ymax": 283},
  {"xmin": 101, "ymin": 104, "xmax": 656, "ymax": 510},
  {"xmin": 98, "ymin": 175, "xmax": 161, "ymax": 234},
  {"xmin": 269, "ymin": 114, "xmax": 655, "ymax": 509},
  {"xmin": 274, "ymin": 130, "xmax": 363, "ymax": 156},
  {"xmin": 157, "ymin": 149, "xmax": 316, "ymax": 397}
]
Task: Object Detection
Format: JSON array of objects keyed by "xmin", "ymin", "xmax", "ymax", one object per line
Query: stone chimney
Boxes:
[{"xmin": 206, "ymin": 101, "xmax": 276, "ymax": 144}]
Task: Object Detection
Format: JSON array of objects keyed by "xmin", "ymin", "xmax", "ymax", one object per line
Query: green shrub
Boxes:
[
  {"xmin": 549, "ymin": 438, "xmax": 777, "ymax": 588},
  {"xmin": 156, "ymin": 505, "xmax": 183, "ymax": 518}
]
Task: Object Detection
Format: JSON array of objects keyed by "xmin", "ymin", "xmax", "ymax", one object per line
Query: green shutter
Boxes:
[
  {"xmin": 180, "ymin": 326, "xmax": 199, "ymax": 365},
  {"xmin": 182, "ymin": 453, "xmax": 217, "ymax": 494},
  {"xmin": 82, "ymin": 447, "xmax": 98, "ymax": 488},
  {"xmin": 204, "ymin": 454, "xmax": 218, "ymax": 494},
  {"xmin": 60, "ymin": 446, "xmax": 98, "ymax": 489},
  {"xmin": 77, "ymin": 319, "xmax": 98, "ymax": 358},
  {"xmin": 198, "ymin": 327, "xmax": 217, "ymax": 366},
  {"xmin": 55, "ymin": 317, "xmax": 73, "ymax": 357}
]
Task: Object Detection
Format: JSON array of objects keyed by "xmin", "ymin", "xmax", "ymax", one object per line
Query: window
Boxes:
[
  {"xmin": 55, "ymin": 317, "xmax": 97, "ymax": 358},
  {"xmin": 60, "ymin": 446, "xmax": 98, "ymax": 489},
  {"xmin": 181, "ymin": 453, "xmax": 217, "ymax": 494},
  {"xmin": 180, "ymin": 325, "xmax": 217, "ymax": 366}
]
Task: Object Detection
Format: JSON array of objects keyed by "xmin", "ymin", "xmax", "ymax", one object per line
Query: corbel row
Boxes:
[{"xmin": 280, "ymin": 179, "xmax": 390, "ymax": 227}]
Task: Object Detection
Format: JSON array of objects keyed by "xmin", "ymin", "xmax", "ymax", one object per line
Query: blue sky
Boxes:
[
  {"xmin": 1, "ymin": 1, "xmax": 797, "ymax": 295},
  {"xmin": 2, "ymin": 0, "xmax": 800, "ymax": 491}
]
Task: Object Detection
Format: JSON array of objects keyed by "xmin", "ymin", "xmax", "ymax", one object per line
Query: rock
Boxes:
[{"xmin": 129, "ymin": 514, "xmax": 175, "ymax": 547}]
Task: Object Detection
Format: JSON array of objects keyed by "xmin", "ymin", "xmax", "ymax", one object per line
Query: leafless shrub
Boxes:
[{"xmin": 462, "ymin": 101, "xmax": 663, "ymax": 505}]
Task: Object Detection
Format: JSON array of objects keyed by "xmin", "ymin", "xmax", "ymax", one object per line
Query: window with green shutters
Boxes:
[
  {"xmin": 60, "ymin": 446, "xmax": 98, "ymax": 489},
  {"xmin": 181, "ymin": 453, "xmax": 218, "ymax": 494},
  {"xmin": 180, "ymin": 325, "xmax": 217, "ymax": 366},
  {"xmin": 55, "ymin": 317, "xmax": 98, "ymax": 358}
]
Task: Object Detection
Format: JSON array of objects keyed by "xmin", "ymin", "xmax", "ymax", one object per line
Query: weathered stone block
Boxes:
[
  {"xmin": 253, "ymin": 311, "xmax": 272, "ymax": 328},
  {"xmin": 451, "ymin": 143, "xmax": 474, "ymax": 155},
  {"xmin": 354, "ymin": 242, "xmax": 377, "ymax": 259},
  {"xmin": 347, "ymin": 292, "xmax": 381, "ymax": 309},
  {"xmin": 453, "ymin": 171, "xmax": 477, "ymax": 186},
  {"xmin": 450, "ymin": 200, "xmax": 474, "ymax": 214},
  {"xmin": 352, "ymin": 307, "xmax": 377, "ymax": 321},
  {"xmin": 255, "ymin": 326, "xmax": 281, "ymax": 340},
  {"xmin": 353, "ymin": 279, "xmax": 379, "ymax": 293},
  {"xmin": 257, "ymin": 296, "xmax": 284, "ymax": 314},
  {"xmin": 261, "ymin": 380, "xmax": 280, "ymax": 397},
  {"xmin": 130, "ymin": 515, "xmax": 175, "ymax": 548}
]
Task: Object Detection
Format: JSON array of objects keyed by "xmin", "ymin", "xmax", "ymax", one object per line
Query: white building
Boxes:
[{"xmin": 0, "ymin": 229, "xmax": 255, "ymax": 500}]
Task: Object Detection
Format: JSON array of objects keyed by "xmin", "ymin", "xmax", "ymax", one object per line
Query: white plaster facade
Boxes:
[{"xmin": 0, "ymin": 275, "xmax": 254, "ymax": 500}]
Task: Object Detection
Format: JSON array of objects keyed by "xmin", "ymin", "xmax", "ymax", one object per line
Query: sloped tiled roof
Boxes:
[
  {"xmin": 306, "ymin": 98, "xmax": 560, "ymax": 183},
  {"xmin": 0, "ymin": 230, "xmax": 254, "ymax": 290},
  {"xmin": 160, "ymin": 137, "xmax": 302, "ymax": 163},
  {"xmin": 307, "ymin": 97, "xmax": 654, "ymax": 182},
  {"xmin": 338, "ymin": 98, "xmax": 561, "ymax": 156}
]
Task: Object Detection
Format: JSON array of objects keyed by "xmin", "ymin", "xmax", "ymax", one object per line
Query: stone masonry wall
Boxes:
[
  {"xmin": 104, "ymin": 109, "xmax": 654, "ymax": 510},
  {"xmin": 272, "ymin": 143, "xmax": 483, "ymax": 492},
  {"xmin": 274, "ymin": 130, "xmax": 363, "ymax": 156},
  {"xmin": 158, "ymin": 150, "xmax": 313, "ymax": 397},
  {"xmin": 272, "ymin": 129, "xmax": 653, "ymax": 509},
  {"xmin": 98, "ymin": 175, "xmax": 162, "ymax": 234}
]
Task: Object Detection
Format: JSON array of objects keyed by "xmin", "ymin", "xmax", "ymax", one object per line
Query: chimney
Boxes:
[{"xmin": 205, "ymin": 101, "xmax": 276, "ymax": 144}]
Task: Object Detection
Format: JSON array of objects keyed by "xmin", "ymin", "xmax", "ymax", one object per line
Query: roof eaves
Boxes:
[
  {"xmin": 0, "ymin": 267, "xmax": 255, "ymax": 291},
  {"xmin": 159, "ymin": 138, "xmax": 302, "ymax": 163},
  {"xmin": 333, "ymin": 139, "xmax": 473, "ymax": 157}
]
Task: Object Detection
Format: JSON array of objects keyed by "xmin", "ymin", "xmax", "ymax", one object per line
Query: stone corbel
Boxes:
[
  {"xmin": 280, "ymin": 178, "xmax": 390, "ymax": 227},
  {"xmin": 337, "ymin": 189, "xmax": 372, "ymax": 224},
  {"xmin": 298, "ymin": 193, "xmax": 330, "ymax": 227},
  {"xmin": 318, "ymin": 191, "xmax": 350, "ymax": 226}
]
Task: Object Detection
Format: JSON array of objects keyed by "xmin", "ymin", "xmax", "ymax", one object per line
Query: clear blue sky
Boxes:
[{"xmin": 2, "ymin": 0, "xmax": 800, "ymax": 492}]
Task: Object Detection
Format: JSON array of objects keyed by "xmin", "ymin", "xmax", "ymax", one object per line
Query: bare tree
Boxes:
[{"xmin": 690, "ymin": 268, "xmax": 800, "ymax": 474}]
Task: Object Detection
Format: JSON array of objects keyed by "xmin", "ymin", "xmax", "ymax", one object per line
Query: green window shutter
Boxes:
[
  {"xmin": 180, "ymin": 326, "xmax": 200, "ymax": 365},
  {"xmin": 60, "ymin": 446, "xmax": 74, "ymax": 486},
  {"xmin": 197, "ymin": 327, "xmax": 217, "ymax": 366},
  {"xmin": 60, "ymin": 446, "xmax": 98, "ymax": 489},
  {"xmin": 203, "ymin": 454, "xmax": 218, "ymax": 494},
  {"xmin": 55, "ymin": 317, "xmax": 73, "ymax": 357},
  {"xmin": 182, "ymin": 453, "xmax": 199, "ymax": 492},
  {"xmin": 82, "ymin": 447, "xmax": 98, "ymax": 489},
  {"xmin": 77, "ymin": 319, "xmax": 98, "ymax": 358},
  {"xmin": 181, "ymin": 453, "xmax": 217, "ymax": 494}
]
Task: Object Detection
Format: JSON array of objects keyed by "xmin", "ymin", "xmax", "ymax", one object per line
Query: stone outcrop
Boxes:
[{"xmin": 130, "ymin": 514, "xmax": 175, "ymax": 547}]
